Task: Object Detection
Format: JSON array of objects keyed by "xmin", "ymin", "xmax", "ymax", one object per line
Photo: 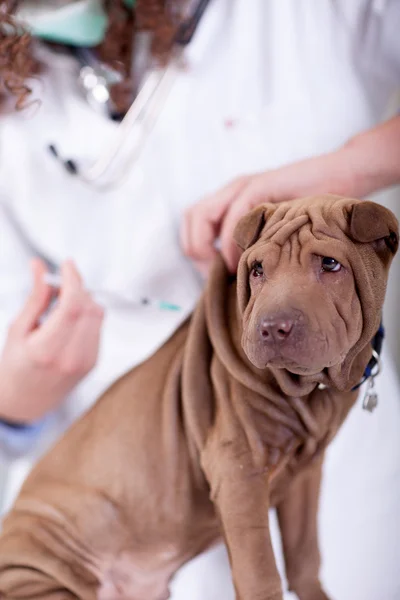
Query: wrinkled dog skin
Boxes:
[{"xmin": 0, "ymin": 195, "xmax": 397, "ymax": 600}]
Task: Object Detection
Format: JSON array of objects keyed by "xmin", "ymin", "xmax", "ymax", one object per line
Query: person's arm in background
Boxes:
[
  {"xmin": 0, "ymin": 203, "xmax": 104, "ymax": 458},
  {"xmin": 182, "ymin": 115, "xmax": 400, "ymax": 272}
]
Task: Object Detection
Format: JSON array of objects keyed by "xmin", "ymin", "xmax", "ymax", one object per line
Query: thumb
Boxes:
[{"xmin": 13, "ymin": 259, "xmax": 54, "ymax": 335}]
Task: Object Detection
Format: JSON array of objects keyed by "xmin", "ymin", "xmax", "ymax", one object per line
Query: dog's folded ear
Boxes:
[
  {"xmin": 349, "ymin": 200, "xmax": 399, "ymax": 256},
  {"xmin": 234, "ymin": 205, "xmax": 270, "ymax": 251}
]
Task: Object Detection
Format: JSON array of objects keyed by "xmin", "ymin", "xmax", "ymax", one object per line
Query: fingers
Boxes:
[
  {"xmin": 58, "ymin": 302, "xmax": 103, "ymax": 376},
  {"xmin": 58, "ymin": 260, "xmax": 83, "ymax": 304},
  {"xmin": 219, "ymin": 182, "xmax": 269, "ymax": 272},
  {"xmin": 32, "ymin": 260, "xmax": 85, "ymax": 347},
  {"xmin": 219, "ymin": 173, "xmax": 290, "ymax": 271},
  {"xmin": 28, "ymin": 261, "xmax": 104, "ymax": 366},
  {"xmin": 181, "ymin": 176, "xmax": 250, "ymax": 264},
  {"xmin": 11, "ymin": 259, "xmax": 53, "ymax": 335}
]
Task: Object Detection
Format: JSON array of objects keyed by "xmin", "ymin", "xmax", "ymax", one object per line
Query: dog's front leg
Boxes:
[
  {"xmin": 277, "ymin": 460, "xmax": 331, "ymax": 600},
  {"xmin": 201, "ymin": 433, "xmax": 283, "ymax": 600}
]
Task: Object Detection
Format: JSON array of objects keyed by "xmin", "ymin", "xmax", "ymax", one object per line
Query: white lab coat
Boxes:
[{"xmin": 0, "ymin": 1, "xmax": 400, "ymax": 598}]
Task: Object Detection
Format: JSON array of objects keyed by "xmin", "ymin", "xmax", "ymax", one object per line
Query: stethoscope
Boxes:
[{"xmin": 49, "ymin": 0, "xmax": 211, "ymax": 190}]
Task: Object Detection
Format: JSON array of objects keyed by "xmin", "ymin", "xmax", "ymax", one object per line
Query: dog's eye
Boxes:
[
  {"xmin": 321, "ymin": 257, "xmax": 341, "ymax": 272},
  {"xmin": 251, "ymin": 262, "xmax": 264, "ymax": 278}
]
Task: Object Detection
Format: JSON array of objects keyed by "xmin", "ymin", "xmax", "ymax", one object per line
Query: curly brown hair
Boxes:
[{"xmin": 0, "ymin": 0, "xmax": 188, "ymax": 112}]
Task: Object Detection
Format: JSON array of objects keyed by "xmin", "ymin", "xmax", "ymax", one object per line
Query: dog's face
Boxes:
[{"xmin": 234, "ymin": 196, "xmax": 398, "ymax": 378}]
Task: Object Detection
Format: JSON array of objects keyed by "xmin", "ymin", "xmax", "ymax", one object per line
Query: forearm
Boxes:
[
  {"xmin": 341, "ymin": 115, "xmax": 400, "ymax": 197},
  {"xmin": 269, "ymin": 116, "xmax": 400, "ymax": 201}
]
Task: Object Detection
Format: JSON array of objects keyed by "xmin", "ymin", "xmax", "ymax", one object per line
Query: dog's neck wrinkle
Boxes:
[
  {"xmin": 268, "ymin": 366, "xmax": 323, "ymax": 397},
  {"xmin": 201, "ymin": 275, "xmax": 343, "ymax": 473},
  {"xmin": 202, "ymin": 258, "xmax": 325, "ymax": 440}
]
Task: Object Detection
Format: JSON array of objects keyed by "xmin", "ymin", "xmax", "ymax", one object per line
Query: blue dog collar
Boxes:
[
  {"xmin": 351, "ymin": 323, "xmax": 384, "ymax": 413},
  {"xmin": 352, "ymin": 324, "xmax": 384, "ymax": 392}
]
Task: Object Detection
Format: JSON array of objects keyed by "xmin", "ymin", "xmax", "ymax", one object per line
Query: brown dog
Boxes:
[{"xmin": 0, "ymin": 195, "xmax": 397, "ymax": 600}]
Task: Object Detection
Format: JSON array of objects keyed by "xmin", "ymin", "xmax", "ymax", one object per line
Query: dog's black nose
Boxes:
[{"xmin": 259, "ymin": 315, "xmax": 294, "ymax": 343}]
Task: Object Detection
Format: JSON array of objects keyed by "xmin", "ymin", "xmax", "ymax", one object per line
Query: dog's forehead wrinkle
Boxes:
[
  {"xmin": 261, "ymin": 198, "xmax": 348, "ymax": 248},
  {"xmin": 294, "ymin": 197, "xmax": 354, "ymax": 241},
  {"xmin": 310, "ymin": 213, "xmax": 351, "ymax": 242},
  {"xmin": 262, "ymin": 214, "xmax": 309, "ymax": 246},
  {"xmin": 309, "ymin": 228, "xmax": 346, "ymax": 244}
]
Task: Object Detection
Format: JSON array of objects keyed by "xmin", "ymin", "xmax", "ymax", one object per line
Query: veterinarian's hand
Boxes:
[
  {"xmin": 0, "ymin": 259, "xmax": 104, "ymax": 423},
  {"xmin": 181, "ymin": 150, "xmax": 354, "ymax": 273},
  {"xmin": 182, "ymin": 115, "xmax": 400, "ymax": 272}
]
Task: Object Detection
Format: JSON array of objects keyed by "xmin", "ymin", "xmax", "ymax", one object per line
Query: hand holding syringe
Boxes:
[
  {"xmin": 0, "ymin": 259, "xmax": 181, "ymax": 425},
  {"xmin": 0, "ymin": 260, "xmax": 105, "ymax": 423}
]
